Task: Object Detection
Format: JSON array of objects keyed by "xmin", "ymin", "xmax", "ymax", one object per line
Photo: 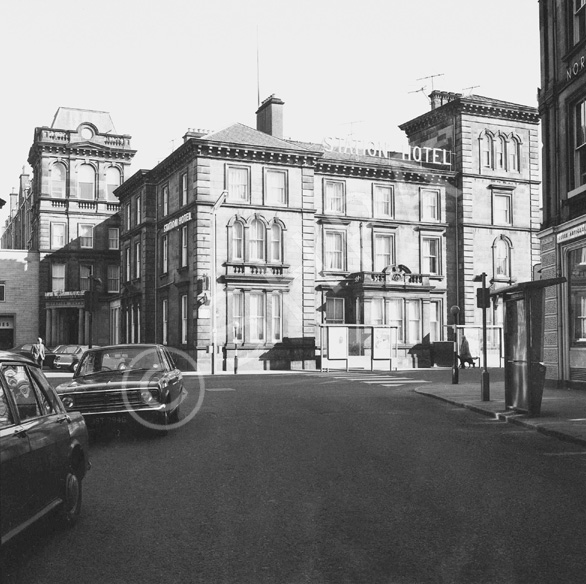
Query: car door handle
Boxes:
[
  {"xmin": 57, "ymin": 415, "xmax": 71, "ymax": 424},
  {"xmin": 14, "ymin": 428, "xmax": 28, "ymax": 439}
]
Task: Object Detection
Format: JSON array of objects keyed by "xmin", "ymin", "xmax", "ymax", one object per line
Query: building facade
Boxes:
[
  {"xmin": 538, "ymin": 0, "xmax": 586, "ymax": 387},
  {"xmin": 1, "ymin": 108, "xmax": 135, "ymax": 347},
  {"xmin": 401, "ymin": 91, "xmax": 542, "ymax": 360},
  {"xmin": 115, "ymin": 93, "xmax": 540, "ymax": 372},
  {"xmin": 0, "ymin": 250, "xmax": 40, "ymax": 349}
]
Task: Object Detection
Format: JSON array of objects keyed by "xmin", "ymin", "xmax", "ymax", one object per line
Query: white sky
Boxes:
[{"xmin": 0, "ymin": 0, "xmax": 540, "ymax": 229}]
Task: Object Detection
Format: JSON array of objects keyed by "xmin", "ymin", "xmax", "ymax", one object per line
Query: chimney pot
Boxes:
[{"xmin": 256, "ymin": 95, "xmax": 284, "ymax": 138}]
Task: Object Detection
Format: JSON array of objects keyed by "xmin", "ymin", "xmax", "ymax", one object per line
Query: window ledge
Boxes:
[{"xmin": 568, "ymin": 184, "xmax": 586, "ymax": 199}]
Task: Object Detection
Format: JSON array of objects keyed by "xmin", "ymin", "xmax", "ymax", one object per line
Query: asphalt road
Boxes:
[{"xmin": 2, "ymin": 369, "xmax": 586, "ymax": 584}]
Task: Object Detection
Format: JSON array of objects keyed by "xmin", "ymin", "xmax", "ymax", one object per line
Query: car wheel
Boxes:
[{"xmin": 58, "ymin": 468, "xmax": 82, "ymax": 527}]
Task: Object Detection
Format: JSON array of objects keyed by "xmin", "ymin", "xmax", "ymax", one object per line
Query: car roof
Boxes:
[
  {"xmin": 86, "ymin": 344, "xmax": 163, "ymax": 351},
  {"xmin": 0, "ymin": 350, "xmax": 39, "ymax": 365}
]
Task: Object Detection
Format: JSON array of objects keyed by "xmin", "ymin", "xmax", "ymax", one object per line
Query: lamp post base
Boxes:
[{"xmin": 481, "ymin": 370, "xmax": 490, "ymax": 401}]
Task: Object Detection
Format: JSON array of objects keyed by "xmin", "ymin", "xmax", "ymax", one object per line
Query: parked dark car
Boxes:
[
  {"xmin": 45, "ymin": 345, "xmax": 67, "ymax": 369},
  {"xmin": 53, "ymin": 345, "xmax": 91, "ymax": 372},
  {"xmin": 0, "ymin": 351, "xmax": 91, "ymax": 546},
  {"xmin": 56, "ymin": 344, "xmax": 186, "ymax": 432},
  {"xmin": 9, "ymin": 343, "xmax": 56, "ymax": 369}
]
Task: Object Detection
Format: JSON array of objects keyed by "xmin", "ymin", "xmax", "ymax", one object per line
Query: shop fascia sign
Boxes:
[
  {"xmin": 323, "ymin": 136, "xmax": 451, "ymax": 165},
  {"xmin": 557, "ymin": 222, "xmax": 586, "ymax": 243},
  {"xmin": 567, "ymin": 52, "xmax": 586, "ymax": 82},
  {"xmin": 45, "ymin": 291, "xmax": 84, "ymax": 298},
  {"xmin": 163, "ymin": 211, "xmax": 193, "ymax": 233}
]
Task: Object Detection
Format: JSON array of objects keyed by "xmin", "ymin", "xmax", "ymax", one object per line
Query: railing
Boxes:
[
  {"xmin": 226, "ymin": 263, "xmax": 289, "ymax": 277},
  {"xmin": 354, "ymin": 271, "xmax": 432, "ymax": 287}
]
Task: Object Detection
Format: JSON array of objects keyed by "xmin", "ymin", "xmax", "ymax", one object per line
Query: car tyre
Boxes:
[
  {"xmin": 58, "ymin": 467, "xmax": 82, "ymax": 527},
  {"xmin": 169, "ymin": 403, "xmax": 180, "ymax": 424}
]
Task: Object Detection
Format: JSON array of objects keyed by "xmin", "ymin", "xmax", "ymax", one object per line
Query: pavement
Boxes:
[{"xmin": 414, "ymin": 377, "xmax": 586, "ymax": 447}]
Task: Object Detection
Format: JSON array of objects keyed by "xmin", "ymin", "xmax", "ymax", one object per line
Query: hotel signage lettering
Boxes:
[
  {"xmin": 45, "ymin": 291, "xmax": 84, "ymax": 298},
  {"xmin": 163, "ymin": 212, "xmax": 192, "ymax": 233},
  {"xmin": 557, "ymin": 222, "xmax": 586, "ymax": 243},
  {"xmin": 567, "ymin": 53, "xmax": 586, "ymax": 82},
  {"xmin": 323, "ymin": 136, "xmax": 450, "ymax": 165}
]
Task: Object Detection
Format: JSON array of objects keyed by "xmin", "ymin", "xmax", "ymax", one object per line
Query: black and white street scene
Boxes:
[{"xmin": 1, "ymin": 1, "xmax": 585, "ymax": 583}]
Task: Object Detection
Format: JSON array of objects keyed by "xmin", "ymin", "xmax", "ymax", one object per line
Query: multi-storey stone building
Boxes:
[
  {"xmin": 537, "ymin": 0, "xmax": 586, "ymax": 387},
  {"xmin": 401, "ymin": 91, "xmax": 541, "ymax": 355},
  {"xmin": 115, "ymin": 93, "xmax": 540, "ymax": 372},
  {"xmin": 1, "ymin": 108, "xmax": 135, "ymax": 347}
]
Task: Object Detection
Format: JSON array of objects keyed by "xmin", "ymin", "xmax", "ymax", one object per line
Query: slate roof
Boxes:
[
  {"xmin": 203, "ymin": 123, "xmax": 318, "ymax": 154},
  {"xmin": 51, "ymin": 107, "xmax": 117, "ymax": 134}
]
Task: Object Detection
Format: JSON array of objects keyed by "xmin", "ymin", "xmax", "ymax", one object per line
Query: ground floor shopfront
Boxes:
[{"xmin": 539, "ymin": 218, "xmax": 586, "ymax": 387}]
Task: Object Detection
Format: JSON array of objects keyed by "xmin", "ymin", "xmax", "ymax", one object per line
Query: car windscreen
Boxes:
[
  {"xmin": 62, "ymin": 346, "xmax": 80, "ymax": 354},
  {"xmin": 77, "ymin": 348, "xmax": 164, "ymax": 375}
]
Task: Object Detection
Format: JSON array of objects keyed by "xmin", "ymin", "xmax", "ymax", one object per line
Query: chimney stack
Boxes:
[
  {"xmin": 256, "ymin": 95, "xmax": 284, "ymax": 138},
  {"xmin": 429, "ymin": 90, "xmax": 462, "ymax": 110}
]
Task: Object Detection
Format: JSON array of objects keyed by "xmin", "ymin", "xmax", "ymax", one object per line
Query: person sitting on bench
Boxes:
[{"xmin": 458, "ymin": 335, "xmax": 476, "ymax": 368}]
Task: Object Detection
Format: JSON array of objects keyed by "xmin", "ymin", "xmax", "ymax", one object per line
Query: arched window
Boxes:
[
  {"xmin": 249, "ymin": 219, "xmax": 265, "ymax": 261},
  {"xmin": 106, "ymin": 167, "xmax": 121, "ymax": 201},
  {"xmin": 496, "ymin": 136, "xmax": 506, "ymax": 170},
  {"xmin": 51, "ymin": 163, "xmax": 66, "ymax": 198},
  {"xmin": 508, "ymin": 137, "xmax": 521, "ymax": 172},
  {"xmin": 232, "ymin": 221, "xmax": 244, "ymax": 261},
  {"xmin": 270, "ymin": 223, "xmax": 282, "ymax": 262},
  {"xmin": 493, "ymin": 237, "xmax": 511, "ymax": 279},
  {"xmin": 78, "ymin": 164, "xmax": 95, "ymax": 200},
  {"xmin": 481, "ymin": 132, "xmax": 494, "ymax": 169}
]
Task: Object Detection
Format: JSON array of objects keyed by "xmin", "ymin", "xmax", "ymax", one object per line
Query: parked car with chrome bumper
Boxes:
[
  {"xmin": 0, "ymin": 351, "xmax": 90, "ymax": 546},
  {"xmin": 55, "ymin": 344, "xmax": 186, "ymax": 432},
  {"xmin": 53, "ymin": 345, "xmax": 91, "ymax": 372}
]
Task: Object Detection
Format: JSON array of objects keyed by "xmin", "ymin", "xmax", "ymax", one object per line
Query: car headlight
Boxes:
[
  {"xmin": 140, "ymin": 389, "xmax": 157, "ymax": 404},
  {"xmin": 62, "ymin": 396, "xmax": 74, "ymax": 409}
]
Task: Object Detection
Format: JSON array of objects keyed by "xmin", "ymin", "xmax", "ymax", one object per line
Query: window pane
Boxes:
[
  {"xmin": 109, "ymin": 228, "xmax": 119, "ymax": 250},
  {"xmin": 326, "ymin": 181, "xmax": 344, "ymax": 213},
  {"xmin": 233, "ymin": 293, "xmax": 243, "ymax": 341},
  {"xmin": 271, "ymin": 224, "xmax": 282, "ymax": 262},
  {"xmin": 326, "ymin": 297, "xmax": 344, "ymax": 323},
  {"xmin": 52, "ymin": 264, "xmax": 65, "ymax": 292},
  {"xmin": 325, "ymin": 231, "xmax": 344, "ymax": 270},
  {"xmin": 79, "ymin": 225, "xmax": 93, "ymax": 248},
  {"xmin": 407, "ymin": 300, "xmax": 421, "ymax": 343},
  {"xmin": 78, "ymin": 164, "xmax": 95, "ymax": 200},
  {"xmin": 51, "ymin": 163, "xmax": 66, "ymax": 198},
  {"xmin": 107, "ymin": 265, "xmax": 120, "ymax": 293},
  {"xmin": 375, "ymin": 186, "xmax": 393, "ymax": 217},
  {"xmin": 250, "ymin": 220, "xmax": 265, "ymax": 261},
  {"xmin": 422, "ymin": 190, "xmax": 439, "ymax": 221},
  {"xmin": 233, "ymin": 222, "xmax": 243, "ymax": 260},
  {"xmin": 106, "ymin": 167, "xmax": 121, "ymax": 201},
  {"xmin": 267, "ymin": 171, "xmax": 286, "ymax": 204},
  {"xmin": 229, "ymin": 167, "xmax": 249, "ymax": 200},
  {"xmin": 375, "ymin": 235, "xmax": 393, "ymax": 271},
  {"xmin": 388, "ymin": 299, "xmax": 403, "ymax": 342},
  {"xmin": 272, "ymin": 294, "xmax": 282, "ymax": 341},
  {"xmin": 251, "ymin": 293, "xmax": 265, "ymax": 341}
]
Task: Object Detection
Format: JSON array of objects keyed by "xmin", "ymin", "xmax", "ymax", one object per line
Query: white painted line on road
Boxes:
[
  {"xmin": 205, "ymin": 387, "xmax": 236, "ymax": 391},
  {"xmin": 569, "ymin": 418, "xmax": 586, "ymax": 422},
  {"xmin": 379, "ymin": 381, "xmax": 429, "ymax": 386}
]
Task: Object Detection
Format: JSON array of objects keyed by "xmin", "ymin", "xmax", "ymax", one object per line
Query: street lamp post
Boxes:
[
  {"xmin": 450, "ymin": 305, "xmax": 460, "ymax": 384},
  {"xmin": 233, "ymin": 325, "xmax": 239, "ymax": 375},
  {"xmin": 474, "ymin": 272, "xmax": 490, "ymax": 401},
  {"xmin": 210, "ymin": 191, "xmax": 228, "ymax": 375}
]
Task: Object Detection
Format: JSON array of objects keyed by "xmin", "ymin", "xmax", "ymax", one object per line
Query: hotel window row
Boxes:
[
  {"xmin": 323, "ymin": 229, "xmax": 443, "ymax": 275},
  {"xmin": 50, "ymin": 263, "xmax": 120, "ymax": 293},
  {"xmin": 324, "ymin": 181, "xmax": 440, "ymax": 222},
  {"xmin": 231, "ymin": 290, "xmax": 283, "ymax": 344},
  {"xmin": 228, "ymin": 217, "xmax": 285, "ymax": 263},
  {"xmin": 480, "ymin": 131, "xmax": 522, "ymax": 172},
  {"xmin": 50, "ymin": 223, "xmax": 119, "ymax": 251},
  {"xmin": 226, "ymin": 166, "xmax": 288, "ymax": 206},
  {"xmin": 325, "ymin": 297, "xmax": 443, "ymax": 343},
  {"xmin": 571, "ymin": 0, "xmax": 586, "ymax": 46},
  {"xmin": 49, "ymin": 162, "xmax": 121, "ymax": 201},
  {"xmin": 159, "ymin": 225, "xmax": 190, "ymax": 275}
]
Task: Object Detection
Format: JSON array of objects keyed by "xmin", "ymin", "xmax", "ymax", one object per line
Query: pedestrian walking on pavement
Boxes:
[{"xmin": 32, "ymin": 337, "xmax": 46, "ymax": 368}]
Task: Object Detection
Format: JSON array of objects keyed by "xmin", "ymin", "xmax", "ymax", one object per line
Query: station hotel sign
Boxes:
[{"xmin": 323, "ymin": 136, "xmax": 451, "ymax": 165}]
